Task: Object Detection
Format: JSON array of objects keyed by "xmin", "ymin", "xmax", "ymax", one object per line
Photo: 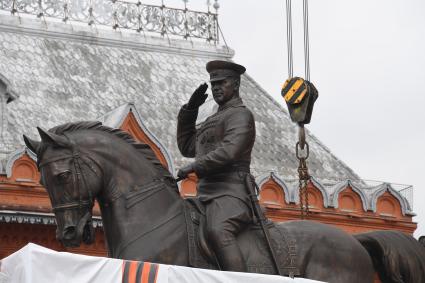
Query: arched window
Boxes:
[
  {"xmin": 6, "ymin": 149, "xmax": 39, "ymax": 183},
  {"xmin": 376, "ymin": 191, "xmax": 403, "ymax": 218},
  {"xmin": 259, "ymin": 178, "xmax": 286, "ymax": 208},
  {"xmin": 305, "ymin": 183, "xmax": 325, "ymax": 211},
  {"xmin": 338, "ymin": 188, "xmax": 363, "ymax": 213}
]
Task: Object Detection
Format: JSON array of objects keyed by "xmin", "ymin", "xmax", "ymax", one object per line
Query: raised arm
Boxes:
[{"xmin": 176, "ymin": 83, "xmax": 209, "ymax": 157}]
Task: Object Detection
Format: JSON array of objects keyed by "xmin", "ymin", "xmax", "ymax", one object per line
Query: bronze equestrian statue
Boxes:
[
  {"xmin": 177, "ymin": 61, "xmax": 255, "ymax": 272},
  {"xmin": 22, "ymin": 61, "xmax": 425, "ymax": 282},
  {"xmin": 23, "ymin": 121, "xmax": 425, "ymax": 283}
]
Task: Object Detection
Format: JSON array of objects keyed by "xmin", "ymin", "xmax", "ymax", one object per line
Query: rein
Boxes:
[{"xmin": 38, "ymin": 135, "xmax": 101, "ymax": 214}]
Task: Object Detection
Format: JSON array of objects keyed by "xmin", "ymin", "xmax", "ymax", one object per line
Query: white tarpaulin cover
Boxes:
[{"xmin": 0, "ymin": 243, "xmax": 325, "ymax": 283}]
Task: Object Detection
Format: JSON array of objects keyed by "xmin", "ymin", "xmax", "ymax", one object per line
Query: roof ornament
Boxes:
[
  {"xmin": 213, "ymin": 0, "xmax": 220, "ymax": 12},
  {"xmin": 1, "ymin": 0, "xmax": 219, "ymax": 42}
]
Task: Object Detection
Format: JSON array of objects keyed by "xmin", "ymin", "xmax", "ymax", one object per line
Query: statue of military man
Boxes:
[{"xmin": 177, "ymin": 60, "xmax": 256, "ymax": 272}]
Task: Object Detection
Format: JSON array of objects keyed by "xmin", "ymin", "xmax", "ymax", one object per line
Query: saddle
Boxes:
[{"xmin": 183, "ymin": 198, "xmax": 300, "ymax": 276}]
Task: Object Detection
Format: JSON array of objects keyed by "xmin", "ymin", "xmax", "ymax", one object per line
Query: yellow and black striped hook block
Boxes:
[{"xmin": 281, "ymin": 77, "xmax": 318, "ymax": 126}]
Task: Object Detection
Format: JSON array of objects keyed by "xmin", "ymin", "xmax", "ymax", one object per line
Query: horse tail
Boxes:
[{"xmin": 354, "ymin": 231, "xmax": 425, "ymax": 283}]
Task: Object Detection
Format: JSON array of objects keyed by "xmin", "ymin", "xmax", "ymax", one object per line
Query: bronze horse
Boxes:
[{"xmin": 23, "ymin": 122, "xmax": 425, "ymax": 283}]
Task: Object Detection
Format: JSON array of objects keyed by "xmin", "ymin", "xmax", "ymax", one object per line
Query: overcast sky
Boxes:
[{"xmin": 154, "ymin": 0, "xmax": 425, "ymax": 237}]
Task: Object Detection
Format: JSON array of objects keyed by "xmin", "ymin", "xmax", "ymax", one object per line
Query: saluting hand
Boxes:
[{"xmin": 187, "ymin": 83, "xmax": 208, "ymax": 110}]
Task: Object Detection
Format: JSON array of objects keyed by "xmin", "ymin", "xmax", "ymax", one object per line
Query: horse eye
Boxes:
[{"xmin": 57, "ymin": 171, "xmax": 72, "ymax": 183}]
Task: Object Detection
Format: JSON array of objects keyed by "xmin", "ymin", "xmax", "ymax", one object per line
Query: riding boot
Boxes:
[{"xmin": 215, "ymin": 242, "xmax": 247, "ymax": 272}]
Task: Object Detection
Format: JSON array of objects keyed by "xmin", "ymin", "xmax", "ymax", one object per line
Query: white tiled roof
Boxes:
[{"xmin": 0, "ymin": 14, "xmax": 360, "ymax": 182}]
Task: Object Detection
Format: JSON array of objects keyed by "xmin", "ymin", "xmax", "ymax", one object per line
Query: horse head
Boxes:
[
  {"xmin": 23, "ymin": 123, "xmax": 104, "ymax": 247},
  {"xmin": 23, "ymin": 121, "xmax": 178, "ymax": 255}
]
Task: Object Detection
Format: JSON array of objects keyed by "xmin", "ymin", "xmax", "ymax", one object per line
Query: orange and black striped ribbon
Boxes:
[{"xmin": 122, "ymin": 260, "xmax": 159, "ymax": 283}]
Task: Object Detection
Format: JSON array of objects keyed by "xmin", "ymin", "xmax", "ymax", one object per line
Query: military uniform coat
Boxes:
[{"xmin": 177, "ymin": 96, "xmax": 256, "ymax": 204}]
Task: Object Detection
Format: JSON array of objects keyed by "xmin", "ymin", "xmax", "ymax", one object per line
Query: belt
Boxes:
[
  {"xmin": 220, "ymin": 163, "xmax": 250, "ymax": 174},
  {"xmin": 200, "ymin": 164, "xmax": 250, "ymax": 182}
]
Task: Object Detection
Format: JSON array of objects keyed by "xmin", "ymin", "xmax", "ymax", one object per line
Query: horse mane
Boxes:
[
  {"xmin": 48, "ymin": 121, "xmax": 174, "ymax": 180},
  {"xmin": 50, "ymin": 121, "xmax": 134, "ymax": 144}
]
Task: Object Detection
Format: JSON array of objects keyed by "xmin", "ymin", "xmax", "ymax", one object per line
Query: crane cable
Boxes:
[
  {"xmin": 285, "ymin": 0, "xmax": 311, "ymax": 80},
  {"xmin": 303, "ymin": 0, "xmax": 310, "ymax": 81},
  {"xmin": 285, "ymin": 0, "xmax": 294, "ymax": 78}
]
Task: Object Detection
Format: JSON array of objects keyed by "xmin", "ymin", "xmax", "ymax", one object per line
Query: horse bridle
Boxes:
[{"xmin": 38, "ymin": 136, "xmax": 101, "ymax": 215}]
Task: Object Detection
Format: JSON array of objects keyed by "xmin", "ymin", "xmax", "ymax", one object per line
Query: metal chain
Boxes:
[
  {"xmin": 297, "ymin": 157, "xmax": 310, "ymax": 218},
  {"xmin": 296, "ymin": 127, "xmax": 310, "ymax": 218},
  {"xmin": 298, "ymin": 178, "xmax": 304, "ymax": 219},
  {"xmin": 304, "ymin": 178, "xmax": 309, "ymax": 215}
]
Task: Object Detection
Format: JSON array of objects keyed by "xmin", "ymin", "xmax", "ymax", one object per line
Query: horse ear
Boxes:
[
  {"xmin": 23, "ymin": 135, "xmax": 41, "ymax": 155},
  {"xmin": 37, "ymin": 127, "xmax": 69, "ymax": 147}
]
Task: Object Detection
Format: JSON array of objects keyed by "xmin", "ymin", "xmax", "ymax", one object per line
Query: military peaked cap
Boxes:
[{"xmin": 206, "ymin": 60, "xmax": 246, "ymax": 82}]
